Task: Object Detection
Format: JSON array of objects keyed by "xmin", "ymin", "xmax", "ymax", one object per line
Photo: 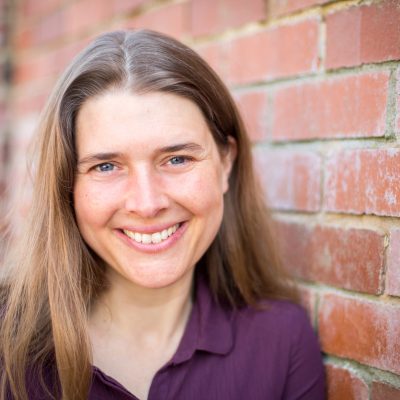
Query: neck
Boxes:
[{"xmin": 89, "ymin": 269, "xmax": 194, "ymax": 345}]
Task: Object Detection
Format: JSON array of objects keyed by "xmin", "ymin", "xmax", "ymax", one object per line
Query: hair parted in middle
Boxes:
[{"xmin": 0, "ymin": 30, "xmax": 297, "ymax": 400}]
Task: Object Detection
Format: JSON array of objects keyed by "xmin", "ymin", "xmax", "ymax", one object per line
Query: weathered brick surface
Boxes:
[
  {"xmin": 326, "ymin": 0, "xmax": 400, "ymax": 69},
  {"xmin": 269, "ymin": 0, "xmax": 330, "ymax": 17},
  {"xmin": 324, "ymin": 149, "xmax": 400, "ymax": 217},
  {"xmin": 225, "ymin": 19, "xmax": 319, "ymax": 85},
  {"xmin": 14, "ymin": 40, "xmax": 83, "ymax": 85},
  {"xmin": 191, "ymin": 0, "xmax": 266, "ymax": 37},
  {"xmin": 386, "ymin": 229, "xmax": 400, "ymax": 297},
  {"xmin": 65, "ymin": 0, "xmax": 112, "ymax": 37},
  {"xmin": 325, "ymin": 364, "xmax": 368, "ymax": 400},
  {"xmin": 397, "ymin": 67, "xmax": 400, "ymax": 133},
  {"xmin": 319, "ymin": 294, "xmax": 400, "ymax": 374},
  {"xmin": 235, "ymin": 90, "xmax": 269, "ymax": 142},
  {"xmin": 254, "ymin": 149, "xmax": 321, "ymax": 212},
  {"xmin": 18, "ymin": 8, "xmax": 66, "ymax": 47},
  {"xmin": 272, "ymin": 72, "xmax": 389, "ymax": 140},
  {"xmin": 277, "ymin": 221, "xmax": 385, "ymax": 294},
  {"xmin": 4, "ymin": 0, "xmax": 400, "ymax": 392},
  {"xmin": 371, "ymin": 381, "xmax": 400, "ymax": 400},
  {"xmin": 195, "ymin": 41, "xmax": 227, "ymax": 79},
  {"xmin": 20, "ymin": 0, "xmax": 61, "ymax": 22},
  {"xmin": 127, "ymin": 2, "xmax": 190, "ymax": 39}
]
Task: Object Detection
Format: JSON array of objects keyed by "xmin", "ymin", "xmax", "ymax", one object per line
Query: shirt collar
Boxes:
[{"xmin": 171, "ymin": 273, "xmax": 234, "ymax": 365}]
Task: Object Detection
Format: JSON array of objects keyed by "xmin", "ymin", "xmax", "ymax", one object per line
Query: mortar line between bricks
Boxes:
[
  {"xmin": 319, "ymin": 149, "xmax": 325, "ymax": 223},
  {"xmin": 384, "ymin": 68, "xmax": 398, "ymax": 138},
  {"xmin": 380, "ymin": 233, "xmax": 390, "ymax": 295},
  {"xmin": 189, "ymin": 9, "xmax": 323, "ymax": 47},
  {"xmin": 297, "ymin": 280, "xmax": 400, "ymax": 305},
  {"xmin": 228, "ymin": 60, "xmax": 400, "ymax": 93},
  {"xmin": 252, "ymin": 137, "xmax": 400, "ymax": 153},
  {"xmin": 189, "ymin": 0, "xmax": 367, "ymax": 48},
  {"xmin": 272, "ymin": 211, "xmax": 400, "ymax": 230},
  {"xmin": 324, "ymin": 355, "xmax": 400, "ymax": 388}
]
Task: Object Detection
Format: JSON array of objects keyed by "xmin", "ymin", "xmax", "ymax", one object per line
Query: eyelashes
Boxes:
[
  {"xmin": 90, "ymin": 155, "xmax": 195, "ymax": 175},
  {"xmin": 94, "ymin": 162, "xmax": 116, "ymax": 173}
]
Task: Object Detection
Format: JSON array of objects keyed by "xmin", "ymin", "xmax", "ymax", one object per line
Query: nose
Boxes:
[{"xmin": 124, "ymin": 166, "xmax": 169, "ymax": 218}]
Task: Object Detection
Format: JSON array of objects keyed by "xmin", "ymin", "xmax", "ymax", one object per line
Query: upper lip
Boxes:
[{"xmin": 118, "ymin": 222, "xmax": 183, "ymax": 234}]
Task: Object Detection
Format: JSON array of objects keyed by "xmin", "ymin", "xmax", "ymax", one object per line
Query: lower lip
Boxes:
[{"xmin": 115, "ymin": 222, "xmax": 188, "ymax": 253}]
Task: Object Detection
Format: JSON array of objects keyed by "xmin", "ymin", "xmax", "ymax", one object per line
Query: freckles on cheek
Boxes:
[
  {"xmin": 75, "ymin": 187, "xmax": 108, "ymax": 222},
  {"xmin": 182, "ymin": 173, "xmax": 224, "ymax": 209}
]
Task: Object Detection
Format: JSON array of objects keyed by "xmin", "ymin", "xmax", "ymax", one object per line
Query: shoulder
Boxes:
[
  {"xmin": 231, "ymin": 300, "xmax": 326, "ymax": 399},
  {"xmin": 234, "ymin": 299, "xmax": 312, "ymax": 340},
  {"xmin": 230, "ymin": 300, "xmax": 316, "ymax": 360}
]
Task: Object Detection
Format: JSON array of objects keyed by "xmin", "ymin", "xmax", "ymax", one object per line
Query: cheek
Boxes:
[
  {"xmin": 73, "ymin": 180, "xmax": 118, "ymax": 229},
  {"xmin": 172, "ymin": 167, "xmax": 225, "ymax": 215}
]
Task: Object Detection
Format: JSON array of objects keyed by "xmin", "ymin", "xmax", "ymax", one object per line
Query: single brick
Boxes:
[
  {"xmin": 191, "ymin": 0, "xmax": 266, "ymax": 37},
  {"xmin": 272, "ymin": 72, "xmax": 389, "ymax": 140},
  {"xmin": 386, "ymin": 229, "xmax": 400, "ymax": 297},
  {"xmin": 324, "ymin": 149, "xmax": 400, "ymax": 217},
  {"xmin": 319, "ymin": 294, "xmax": 400, "ymax": 375},
  {"xmin": 311, "ymin": 226, "xmax": 384, "ymax": 294},
  {"xmin": 269, "ymin": 0, "xmax": 330, "ymax": 17},
  {"xmin": 326, "ymin": 1, "xmax": 400, "ymax": 69},
  {"xmin": 226, "ymin": 19, "xmax": 319, "ymax": 85},
  {"xmin": 234, "ymin": 91, "xmax": 269, "ymax": 142},
  {"xmin": 277, "ymin": 221, "xmax": 384, "ymax": 294},
  {"xmin": 253, "ymin": 149, "xmax": 321, "ymax": 212},
  {"xmin": 326, "ymin": 364, "xmax": 368, "ymax": 400},
  {"xmin": 371, "ymin": 381, "xmax": 400, "ymax": 400}
]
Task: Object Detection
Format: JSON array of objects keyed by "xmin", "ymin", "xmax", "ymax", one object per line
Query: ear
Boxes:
[{"xmin": 221, "ymin": 136, "xmax": 237, "ymax": 194}]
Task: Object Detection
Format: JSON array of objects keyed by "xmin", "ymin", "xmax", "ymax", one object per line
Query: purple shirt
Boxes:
[
  {"xmin": 89, "ymin": 277, "xmax": 325, "ymax": 399},
  {"xmin": 19, "ymin": 276, "xmax": 325, "ymax": 399}
]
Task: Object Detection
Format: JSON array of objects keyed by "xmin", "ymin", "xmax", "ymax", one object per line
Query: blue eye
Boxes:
[
  {"xmin": 95, "ymin": 162, "xmax": 115, "ymax": 172},
  {"xmin": 169, "ymin": 156, "xmax": 186, "ymax": 165}
]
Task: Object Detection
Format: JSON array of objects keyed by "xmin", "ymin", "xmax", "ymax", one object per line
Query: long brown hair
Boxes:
[{"xmin": 0, "ymin": 30, "xmax": 297, "ymax": 400}]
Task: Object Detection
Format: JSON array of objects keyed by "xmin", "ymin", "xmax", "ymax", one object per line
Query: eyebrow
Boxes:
[
  {"xmin": 158, "ymin": 142, "xmax": 205, "ymax": 153},
  {"xmin": 77, "ymin": 152, "xmax": 122, "ymax": 166},
  {"xmin": 77, "ymin": 142, "xmax": 205, "ymax": 166}
]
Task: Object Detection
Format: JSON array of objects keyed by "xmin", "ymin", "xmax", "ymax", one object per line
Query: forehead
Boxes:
[{"xmin": 75, "ymin": 90, "xmax": 213, "ymax": 155}]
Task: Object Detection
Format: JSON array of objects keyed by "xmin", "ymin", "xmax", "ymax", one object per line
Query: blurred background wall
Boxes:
[{"xmin": 1, "ymin": 0, "xmax": 400, "ymax": 398}]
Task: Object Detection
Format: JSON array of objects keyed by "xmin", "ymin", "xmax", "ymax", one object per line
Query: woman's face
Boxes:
[{"xmin": 73, "ymin": 90, "xmax": 234, "ymax": 290}]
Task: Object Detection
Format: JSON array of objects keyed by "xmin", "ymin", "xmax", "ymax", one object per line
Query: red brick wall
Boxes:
[{"xmin": 2, "ymin": 0, "xmax": 400, "ymax": 397}]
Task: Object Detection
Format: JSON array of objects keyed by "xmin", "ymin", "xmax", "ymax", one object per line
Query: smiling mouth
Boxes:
[{"xmin": 122, "ymin": 223, "xmax": 181, "ymax": 244}]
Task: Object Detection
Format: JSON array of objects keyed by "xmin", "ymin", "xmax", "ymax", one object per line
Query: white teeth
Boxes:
[
  {"xmin": 151, "ymin": 232, "xmax": 161, "ymax": 244},
  {"xmin": 123, "ymin": 223, "xmax": 180, "ymax": 245},
  {"xmin": 142, "ymin": 234, "xmax": 151, "ymax": 244}
]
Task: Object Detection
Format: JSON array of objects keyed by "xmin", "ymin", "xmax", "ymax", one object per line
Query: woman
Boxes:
[{"xmin": 0, "ymin": 30, "xmax": 325, "ymax": 399}]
